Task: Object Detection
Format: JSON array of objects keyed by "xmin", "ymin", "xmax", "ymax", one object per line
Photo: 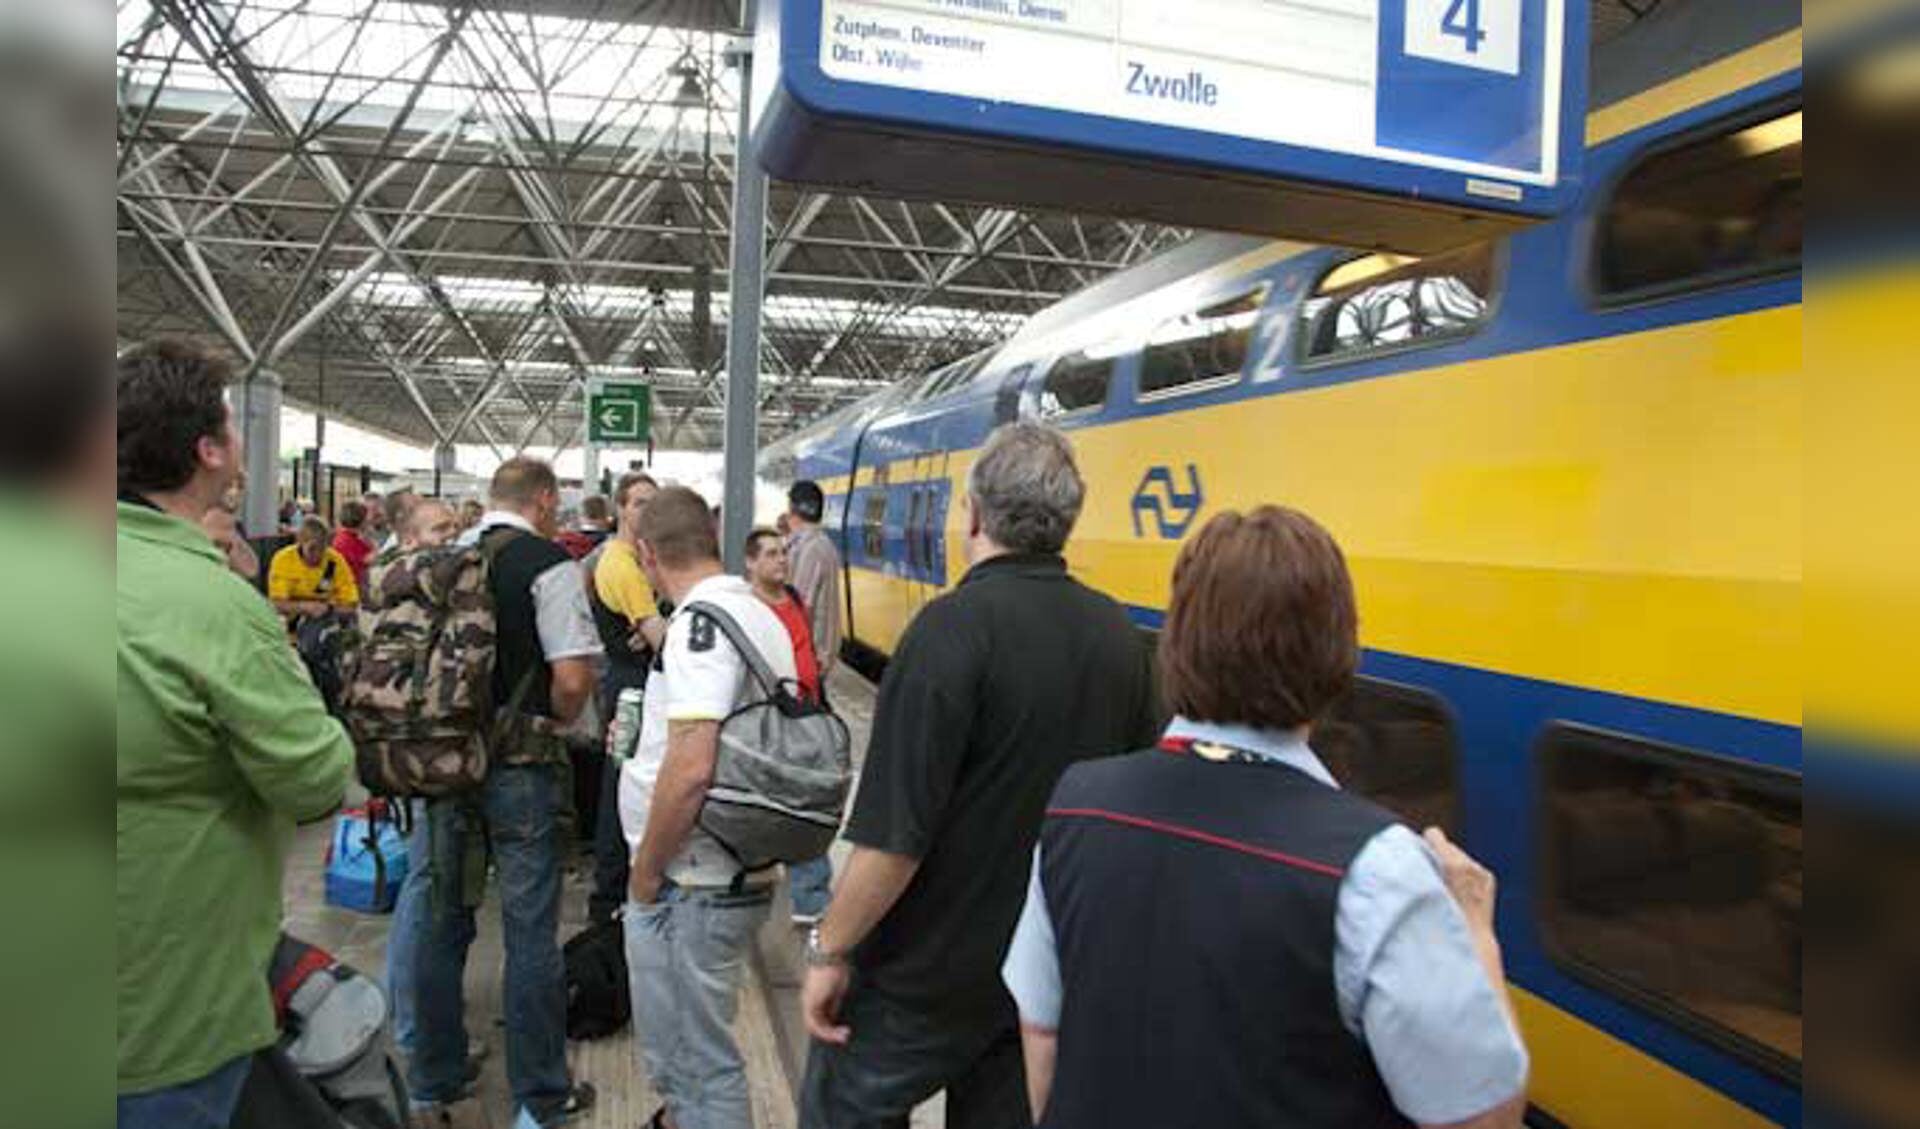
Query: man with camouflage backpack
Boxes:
[
  {"xmin": 357, "ymin": 499, "xmax": 460, "ymax": 1066},
  {"xmin": 351, "ymin": 460, "xmax": 602, "ymax": 1127}
]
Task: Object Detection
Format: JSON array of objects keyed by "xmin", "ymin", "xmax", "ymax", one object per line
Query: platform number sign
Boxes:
[
  {"xmin": 1406, "ymin": 0, "xmax": 1521, "ymax": 75},
  {"xmin": 1444, "ymin": 0, "xmax": 1487, "ymax": 53}
]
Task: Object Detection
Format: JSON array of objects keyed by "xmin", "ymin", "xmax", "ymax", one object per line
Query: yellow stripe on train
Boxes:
[
  {"xmin": 1808, "ymin": 265, "xmax": 1920, "ymax": 751},
  {"xmin": 1513, "ymin": 992, "xmax": 1777, "ymax": 1128},
  {"xmin": 1587, "ymin": 29, "xmax": 1801, "ymax": 146},
  {"xmin": 851, "ymin": 305, "xmax": 1800, "ymax": 729}
]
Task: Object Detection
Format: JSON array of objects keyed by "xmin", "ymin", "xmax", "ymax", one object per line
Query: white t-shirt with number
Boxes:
[{"xmin": 618, "ymin": 572, "xmax": 799, "ymax": 888}]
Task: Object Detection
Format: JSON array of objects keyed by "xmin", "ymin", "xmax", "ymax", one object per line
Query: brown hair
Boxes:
[
  {"xmin": 614, "ymin": 471, "xmax": 658, "ymax": 508},
  {"xmin": 489, "ymin": 456, "xmax": 558, "ymax": 509},
  {"xmin": 637, "ymin": 486, "xmax": 719, "ymax": 568},
  {"xmin": 1158, "ymin": 507, "xmax": 1358, "ymax": 731},
  {"xmin": 117, "ymin": 338, "xmax": 234, "ymax": 494}
]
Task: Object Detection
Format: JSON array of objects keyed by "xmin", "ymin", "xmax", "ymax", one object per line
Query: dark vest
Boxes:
[
  {"xmin": 583, "ymin": 542, "xmax": 652, "ymax": 696},
  {"xmin": 484, "ymin": 525, "xmax": 570, "ymax": 718},
  {"xmin": 1039, "ymin": 748, "xmax": 1413, "ymax": 1129}
]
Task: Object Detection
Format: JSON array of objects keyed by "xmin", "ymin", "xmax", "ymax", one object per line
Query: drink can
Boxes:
[{"xmin": 607, "ymin": 686, "xmax": 645, "ymax": 763}]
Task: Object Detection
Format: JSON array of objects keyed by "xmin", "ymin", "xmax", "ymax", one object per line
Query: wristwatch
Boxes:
[{"xmin": 804, "ymin": 924, "xmax": 850, "ymax": 968}]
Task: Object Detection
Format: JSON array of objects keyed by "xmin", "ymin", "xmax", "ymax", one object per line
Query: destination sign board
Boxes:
[{"xmin": 754, "ymin": 0, "xmax": 1588, "ymax": 251}]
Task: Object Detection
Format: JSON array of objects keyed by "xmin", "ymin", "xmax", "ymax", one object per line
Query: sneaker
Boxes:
[
  {"xmin": 408, "ymin": 1100, "xmax": 460, "ymax": 1129},
  {"xmin": 545, "ymin": 1081, "xmax": 597, "ymax": 1125},
  {"xmin": 790, "ymin": 911, "xmax": 821, "ymax": 927},
  {"xmin": 409, "ymin": 1077, "xmax": 476, "ymax": 1119}
]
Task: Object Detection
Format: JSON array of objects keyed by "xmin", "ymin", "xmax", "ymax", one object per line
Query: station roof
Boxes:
[{"xmin": 116, "ymin": 0, "xmax": 1667, "ymax": 453}]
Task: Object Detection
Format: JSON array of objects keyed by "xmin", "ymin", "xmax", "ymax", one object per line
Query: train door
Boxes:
[
  {"xmin": 901, "ymin": 451, "xmax": 939, "ymax": 622},
  {"xmin": 922, "ymin": 450, "xmax": 952, "ymax": 599}
]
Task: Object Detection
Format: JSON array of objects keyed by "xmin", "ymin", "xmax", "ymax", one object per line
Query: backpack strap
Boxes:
[
  {"xmin": 682, "ymin": 600, "xmax": 789, "ymax": 701},
  {"xmin": 476, "ymin": 527, "xmax": 541, "ymax": 717}
]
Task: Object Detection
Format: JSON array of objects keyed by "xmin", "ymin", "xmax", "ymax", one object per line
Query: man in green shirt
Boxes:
[{"xmin": 116, "ymin": 340, "xmax": 353, "ymax": 1128}]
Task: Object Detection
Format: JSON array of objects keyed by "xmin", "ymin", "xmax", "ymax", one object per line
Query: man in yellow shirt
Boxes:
[
  {"xmin": 585, "ymin": 471, "xmax": 667, "ymax": 923},
  {"xmin": 266, "ymin": 516, "xmax": 360, "ymax": 620},
  {"xmin": 593, "ymin": 473, "xmax": 666, "ymax": 649}
]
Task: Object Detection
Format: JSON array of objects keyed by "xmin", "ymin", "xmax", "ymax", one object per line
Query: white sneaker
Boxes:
[{"xmin": 790, "ymin": 911, "xmax": 821, "ymax": 927}]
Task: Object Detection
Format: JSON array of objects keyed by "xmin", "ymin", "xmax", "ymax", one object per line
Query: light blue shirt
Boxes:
[{"xmin": 1002, "ymin": 717, "xmax": 1529, "ymax": 1125}]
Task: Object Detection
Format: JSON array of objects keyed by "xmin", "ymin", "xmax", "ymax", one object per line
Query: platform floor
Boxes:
[{"xmin": 281, "ymin": 664, "xmax": 945, "ymax": 1129}]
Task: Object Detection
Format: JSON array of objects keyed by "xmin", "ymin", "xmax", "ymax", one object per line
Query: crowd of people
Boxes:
[{"xmin": 117, "ymin": 336, "xmax": 1530, "ymax": 1129}]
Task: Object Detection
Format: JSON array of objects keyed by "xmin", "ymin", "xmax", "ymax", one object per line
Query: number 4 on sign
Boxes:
[
  {"xmin": 1404, "ymin": 0, "xmax": 1518, "ymax": 75},
  {"xmin": 1443, "ymin": 0, "xmax": 1486, "ymax": 53}
]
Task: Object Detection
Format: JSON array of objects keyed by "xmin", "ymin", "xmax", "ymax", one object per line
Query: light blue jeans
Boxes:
[
  {"xmin": 625, "ymin": 884, "xmax": 773, "ymax": 1129},
  {"xmin": 788, "ymin": 856, "xmax": 833, "ymax": 919},
  {"xmin": 115, "ymin": 1053, "xmax": 252, "ymax": 1129},
  {"xmin": 386, "ymin": 800, "xmax": 430, "ymax": 1056}
]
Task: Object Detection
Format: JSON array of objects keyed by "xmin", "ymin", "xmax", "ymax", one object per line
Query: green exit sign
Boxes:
[{"xmin": 588, "ymin": 382, "xmax": 651, "ymax": 443}]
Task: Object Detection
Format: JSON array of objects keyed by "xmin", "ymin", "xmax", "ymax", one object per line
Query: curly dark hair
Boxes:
[{"xmin": 117, "ymin": 339, "xmax": 234, "ymax": 494}]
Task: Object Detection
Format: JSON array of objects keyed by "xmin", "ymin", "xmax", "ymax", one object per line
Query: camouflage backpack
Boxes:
[{"xmin": 342, "ymin": 534, "xmax": 526, "ymax": 797}]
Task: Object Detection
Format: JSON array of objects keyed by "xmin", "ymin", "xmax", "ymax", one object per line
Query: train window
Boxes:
[
  {"xmin": 1037, "ymin": 351, "xmax": 1114, "ymax": 418},
  {"xmin": 1596, "ymin": 108, "xmax": 1801, "ymax": 301},
  {"xmin": 1296, "ymin": 242, "xmax": 1495, "ymax": 365},
  {"xmin": 1311, "ymin": 678, "xmax": 1460, "ymax": 838},
  {"xmin": 993, "ymin": 364, "xmax": 1032, "ymax": 424},
  {"xmin": 859, "ymin": 487, "xmax": 886, "ymax": 562},
  {"xmin": 1537, "ymin": 724, "xmax": 1801, "ymax": 1075},
  {"xmin": 1139, "ymin": 286, "xmax": 1268, "ymax": 398}
]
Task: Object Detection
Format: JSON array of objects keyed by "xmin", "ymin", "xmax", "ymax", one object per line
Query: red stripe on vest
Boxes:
[{"xmin": 1045, "ymin": 807, "xmax": 1347, "ymax": 879}]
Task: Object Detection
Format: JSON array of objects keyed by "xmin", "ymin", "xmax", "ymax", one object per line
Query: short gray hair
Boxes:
[{"xmin": 968, "ymin": 421, "xmax": 1084, "ymax": 555}]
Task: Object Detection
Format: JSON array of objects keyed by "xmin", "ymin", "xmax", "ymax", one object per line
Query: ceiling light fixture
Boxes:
[{"xmin": 671, "ymin": 63, "xmax": 705, "ymax": 109}]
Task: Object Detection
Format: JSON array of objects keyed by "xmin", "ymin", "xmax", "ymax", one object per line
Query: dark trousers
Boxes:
[
  {"xmin": 589, "ymin": 750, "xmax": 629, "ymax": 923},
  {"xmin": 799, "ymin": 982, "xmax": 1029, "ymax": 1129}
]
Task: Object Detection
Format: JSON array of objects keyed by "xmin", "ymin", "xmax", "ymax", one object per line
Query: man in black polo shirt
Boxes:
[
  {"xmin": 799, "ymin": 422, "xmax": 1160, "ymax": 1129},
  {"xmin": 411, "ymin": 457, "xmax": 601, "ymax": 1126}
]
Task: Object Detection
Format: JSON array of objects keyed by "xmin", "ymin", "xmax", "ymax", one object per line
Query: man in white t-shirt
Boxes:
[{"xmin": 621, "ymin": 486, "xmax": 798, "ymax": 1129}]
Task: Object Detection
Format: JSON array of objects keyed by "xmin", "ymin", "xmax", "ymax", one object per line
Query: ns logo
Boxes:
[{"xmin": 1130, "ymin": 464, "xmax": 1204, "ymax": 541}]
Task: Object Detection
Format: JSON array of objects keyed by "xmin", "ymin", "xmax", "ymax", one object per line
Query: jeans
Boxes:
[
  {"xmin": 799, "ymin": 984, "xmax": 1029, "ymax": 1129},
  {"xmin": 387, "ymin": 800, "xmax": 430, "ymax": 1056},
  {"xmin": 625, "ymin": 884, "xmax": 773, "ymax": 1129},
  {"xmin": 412, "ymin": 764, "xmax": 571, "ymax": 1122},
  {"xmin": 116, "ymin": 1053, "xmax": 252, "ymax": 1129},
  {"xmin": 788, "ymin": 856, "xmax": 833, "ymax": 918}
]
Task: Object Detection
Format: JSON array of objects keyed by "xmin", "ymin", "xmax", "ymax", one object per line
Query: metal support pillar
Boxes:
[
  {"xmin": 584, "ymin": 444, "xmax": 601, "ymax": 499},
  {"xmin": 232, "ymin": 369, "xmax": 282, "ymax": 535},
  {"xmin": 433, "ymin": 442, "xmax": 456, "ymax": 498},
  {"xmin": 720, "ymin": 28, "xmax": 765, "ymax": 573}
]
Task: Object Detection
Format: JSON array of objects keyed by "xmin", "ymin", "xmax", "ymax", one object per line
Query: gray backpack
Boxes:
[{"xmin": 684, "ymin": 600, "xmax": 853, "ymax": 874}]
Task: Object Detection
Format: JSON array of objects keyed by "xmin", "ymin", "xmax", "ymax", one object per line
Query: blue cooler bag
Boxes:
[{"xmin": 324, "ymin": 803, "xmax": 409, "ymax": 914}]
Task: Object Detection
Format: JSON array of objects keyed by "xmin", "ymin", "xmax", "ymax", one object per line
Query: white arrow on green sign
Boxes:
[{"xmin": 588, "ymin": 382, "xmax": 651, "ymax": 443}]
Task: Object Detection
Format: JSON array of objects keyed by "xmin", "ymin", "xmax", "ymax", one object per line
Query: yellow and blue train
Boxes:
[{"xmin": 761, "ymin": 1, "xmax": 1816, "ymax": 1124}]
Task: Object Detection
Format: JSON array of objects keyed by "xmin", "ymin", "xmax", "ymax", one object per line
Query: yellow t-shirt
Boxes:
[
  {"xmin": 266, "ymin": 544, "xmax": 361, "ymax": 608},
  {"xmin": 594, "ymin": 539, "xmax": 657, "ymax": 622}
]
